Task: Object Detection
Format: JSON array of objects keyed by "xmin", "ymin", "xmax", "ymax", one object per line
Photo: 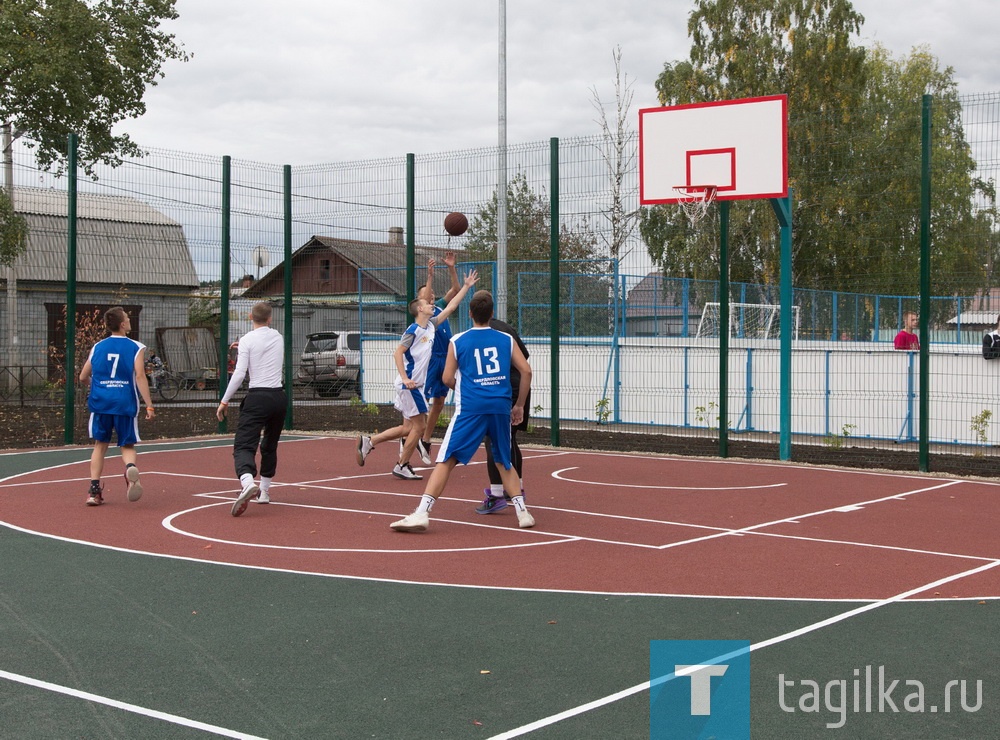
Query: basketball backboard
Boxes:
[{"xmin": 639, "ymin": 95, "xmax": 788, "ymax": 205}]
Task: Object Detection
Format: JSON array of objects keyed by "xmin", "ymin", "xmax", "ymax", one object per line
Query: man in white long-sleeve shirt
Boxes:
[{"xmin": 217, "ymin": 302, "xmax": 287, "ymax": 517}]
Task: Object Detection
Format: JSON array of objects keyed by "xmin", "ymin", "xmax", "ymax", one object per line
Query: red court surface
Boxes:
[{"xmin": 1, "ymin": 436, "xmax": 998, "ymax": 602}]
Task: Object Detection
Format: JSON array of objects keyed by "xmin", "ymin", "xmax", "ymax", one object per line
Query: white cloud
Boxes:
[{"xmin": 118, "ymin": 0, "xmax": 999, "ymax": 164}]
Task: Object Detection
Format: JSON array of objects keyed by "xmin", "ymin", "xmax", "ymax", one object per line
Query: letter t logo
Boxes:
[{"xmin": 676, "ymin": 664, "xmax": 729, "ymax": 715}]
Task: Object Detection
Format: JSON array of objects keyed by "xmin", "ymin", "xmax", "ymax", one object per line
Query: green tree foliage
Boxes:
[
  {"xmin": 0, "ymin": 0, "xmax": 188, "ymax": 176},
  {"xmin": 464, "ymin": 172, "xmax": 612, "ymax": 335},
  {"xmin": 642, "ymin": 0, "xmax": 990, "ymax": 310},
  {"xmin": 0, "ymin": 188, "xmax": 28, "ymax": 266}
]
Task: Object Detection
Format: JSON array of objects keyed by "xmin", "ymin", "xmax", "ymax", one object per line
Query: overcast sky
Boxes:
[{"xmin": 114, "ymin": 0, "xmax": 998, "ymax": 166}]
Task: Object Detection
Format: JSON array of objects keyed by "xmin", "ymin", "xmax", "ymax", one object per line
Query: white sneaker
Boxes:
[
  {"xmin": 392, "ymin": 463, "xmax": 423, "ymax": 480},
  {"xmin": 416, "ymin": 438, "xmax": 433, "ymax": 466},
  {"xmin": 517, "ymin": 509, "xmax": 536, "ymax": 529},
  {"xmin": 254, "ymin": 489, "xmax": 270, "ymax": 504},
  {"xmin": 231, "ymin": 482, "xmax": 259, "ymax": 517},
  {"xmin": 390, "ymin": 511, "xmax": 429, "ymax": 532},
  {"xmin": 356, "ymin": 435, "xmax": 374, "ymax": 466},
  {"xmin": 125, "ymin": 466, "xmax": 143, "ymax": 502}
]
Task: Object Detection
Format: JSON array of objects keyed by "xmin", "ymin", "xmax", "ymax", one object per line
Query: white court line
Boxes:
[
  {"xmin": 552, "ymin": 466, "xmax": 788, "ymax": 490},
  {"xmin": 487, "ymin": 557, "xmax": 1000, "ymax": 739},
  {"xmin": 650, "ymin": 479, "xmax": 965, "ymax": 550},
  {"xmin": 163, "ymin": 498, "xmax": 577, "ymax": 554},
  {"xmin": 0, "ymin": 669, "xmax": 267, "ymax": 739},
  {"xmin": 2, "ymin": 444, "xmax": 995, "ymax": 600}
]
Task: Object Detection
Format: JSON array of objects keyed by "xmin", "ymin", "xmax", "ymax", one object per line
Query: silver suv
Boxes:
[
  {"xmin": 296, "ymin": 331, "xmax": 362, "ymax": 397},
  {"xmin": 296, "ymin": 330, "xmax": 399, "ymax": 397}
]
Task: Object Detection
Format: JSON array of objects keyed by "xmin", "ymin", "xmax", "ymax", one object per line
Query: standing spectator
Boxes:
[
  {"xmin": 390, "ymin": 289, "xmax": 534, "ymax": 533},
  {"xmin": 475, "ymin": 316, "xmax": 531, "ymax": 514},
  {"xmin": 414, "ymin": 252, "xmax": 461, "ymax": 465},
  {"xmin": 356, "ymin": 270, "xmax": 478, "ymax": 480},
  {"xmin": 894, "ymin": 311, "xmax": 920, "ymax": 350},
  {"xmin": 79, "ymin": 306, "xmax": 155, "ymax": 506},
  {"xmin": 217, "ymin": 302, "xmax": 287, "ymax": 517}
]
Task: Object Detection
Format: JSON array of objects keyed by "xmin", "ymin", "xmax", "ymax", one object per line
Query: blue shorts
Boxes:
[
  {"xmin": 89, "ymin": 413, "xmax": 140, "ymax": 446},
  {"xmin": 437, "ymin": 411, "xmax": 512, "ymax": 467},
  {"xmin": 424, "ymin": 354, "xmax": 449, "ymax": 400}
]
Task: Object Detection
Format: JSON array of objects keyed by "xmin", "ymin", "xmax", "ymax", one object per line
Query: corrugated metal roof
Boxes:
[
  {"xmin": 12, "ymin": 187, "xmax": 198, "ymax": 288},
  {"xmin": 244, "ymin": 235, "xmax": 459, "ymax": 299},
  {"xmin": 948, "ymin": 311, "xmax": 1000, "ymax": 326},
  {"xmin": 13, "ymin": 187, "xmax": 180, "ymax": 225}
]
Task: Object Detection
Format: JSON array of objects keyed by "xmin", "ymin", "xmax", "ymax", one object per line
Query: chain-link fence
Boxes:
[{"xmin": 2, "ymin": 93, "xmax": 1000, "ymax": 475}]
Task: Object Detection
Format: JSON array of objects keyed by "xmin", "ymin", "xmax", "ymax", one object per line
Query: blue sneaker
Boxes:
[{"xmin": 476, "ymin": 488, "xmax": 508, "ymax": 514}]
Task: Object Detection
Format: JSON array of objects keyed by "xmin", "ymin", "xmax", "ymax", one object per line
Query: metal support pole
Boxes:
[
  {"xmin": 63, "ymin": 134, "xmax": 78, "ymax": 444},
  {"xmin": 218, "ymin": 157, "xmax": 231, "ymax": 433},
  {"xmin": 718, "ymin": 201, "xmax": 730, "ymax": 458},
  {"xmin": 284, "ymin": 165, "xmax": 293, "ymax": 429},
  {"xmin": 549, "ymin": 137, "xmax": 560, "ymax": 446},
  {"xmin": 919, "ymin": 95, "xmax": 932, "ymax": 471}
]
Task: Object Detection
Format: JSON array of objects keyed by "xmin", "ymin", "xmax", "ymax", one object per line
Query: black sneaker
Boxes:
[
  {"xmin": 416, "ymin": 438, "xmax": 433, "ymax": 466},
  {"xmin": 392, "ymin": 463, "xmax": 423, "ymax": 480},
  {"xmin": 86, "ymin": 483, "xmax": 104, "ymax": 507}
]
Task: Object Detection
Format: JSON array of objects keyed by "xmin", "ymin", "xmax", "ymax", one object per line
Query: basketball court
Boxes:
[{"xmin": 0, "ymin": 434, "xmax": 996, "ymax": 737}]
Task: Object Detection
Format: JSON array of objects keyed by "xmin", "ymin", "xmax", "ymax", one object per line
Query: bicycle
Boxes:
[{"xmin": 153, "ymin": 368, "xmax": 181, "ymax": 400}]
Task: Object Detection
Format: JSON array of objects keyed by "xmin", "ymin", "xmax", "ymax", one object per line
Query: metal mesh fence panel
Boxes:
[{"xmin": 1, "ymin": 93, "xmax": 1000, "ymax": 476}]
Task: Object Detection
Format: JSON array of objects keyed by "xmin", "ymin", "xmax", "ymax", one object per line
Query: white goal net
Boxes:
[{"xmin": 696, "ymin": 302, "xmax": 799, "ymax": 340}]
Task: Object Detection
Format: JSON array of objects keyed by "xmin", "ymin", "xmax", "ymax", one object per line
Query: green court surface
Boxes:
[{"xmin": 0, "ymin": 442, "xmax": 995, "ymax": 738}]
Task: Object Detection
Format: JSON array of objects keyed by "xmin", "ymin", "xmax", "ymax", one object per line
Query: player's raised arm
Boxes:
[
  {"xmin": 441, "ymin": 251, "xmax": 460, "ymax": 302},
  {"xmin": 423, "ymin": 258, "xmax": 436, "ymax": 296},
  {"xmin": 434, "ymin": 269, "xmax": 478, "ymax": 325}
]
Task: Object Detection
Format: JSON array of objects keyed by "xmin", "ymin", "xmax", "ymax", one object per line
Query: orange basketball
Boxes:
[{"xmin": 444, "ymin": 211, "xmax": 468, "ymax": 236}]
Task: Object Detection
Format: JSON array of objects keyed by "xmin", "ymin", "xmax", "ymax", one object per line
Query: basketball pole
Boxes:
[
  {"xmin": 771, "ymin": 190, "xmax": 793, "ymax": 461},
  {"xmin": 718, "ymin": 202, "xmax": 730, "ymax": 457}
]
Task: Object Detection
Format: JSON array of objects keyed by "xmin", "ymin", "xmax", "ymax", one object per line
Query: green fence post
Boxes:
[
  {"xmin": 406, "ymin": 154, "xmax": 415, "ymax": 301},
  {"xmin": 549, "ymin": 137, "xmax": 560, "ymax": 447},
  {"xmin": 218, "ymin": 155, "xmax": 231, "ymax": 434},
  {"xmin": 284, "ymin": 164, "xmax": 293, "ymax": 430},
  {"xmin": 919, "ymin": 95, "xmax": 932, "ymax": 471},
  {"xmin": 63, "ymin": 133, "xmax": 78, "ymax": 445}
]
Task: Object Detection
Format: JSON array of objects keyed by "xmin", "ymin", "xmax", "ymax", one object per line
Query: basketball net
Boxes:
[{"xmin": 672, "ymin": 186, "xmax": 718, "ymax": 227}]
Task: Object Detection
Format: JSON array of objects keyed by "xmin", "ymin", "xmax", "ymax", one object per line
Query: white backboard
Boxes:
[{"xmin": 639, "ymin": 95, "xmax": 788, "ymax": 204}]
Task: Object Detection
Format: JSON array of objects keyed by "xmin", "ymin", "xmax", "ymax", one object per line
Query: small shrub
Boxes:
[
  {"xmin": 970, "ymin": 409, "xmax": 992, "ymax": 456},
  {"xmin": 595, "ymin": 397, "xmax": 610, "ymax": 425},
  {"xmin": 825, "ymin": 423, "xmax": 857, "ymax": 450}
]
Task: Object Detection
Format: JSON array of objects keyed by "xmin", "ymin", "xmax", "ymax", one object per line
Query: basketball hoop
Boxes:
[{"xmin": 672, "ymin": 186, "xmax": 718, "ymax": 227}]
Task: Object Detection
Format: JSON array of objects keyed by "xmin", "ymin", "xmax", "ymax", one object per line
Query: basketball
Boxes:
[{"xmin": 444, "ymin": 211, "xmax": 468, "ymax": 236}]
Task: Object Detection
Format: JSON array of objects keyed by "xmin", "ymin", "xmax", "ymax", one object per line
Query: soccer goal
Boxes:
[{"xmin": 696, "ymin": 302, "xmax": 799, "ymax": 340}]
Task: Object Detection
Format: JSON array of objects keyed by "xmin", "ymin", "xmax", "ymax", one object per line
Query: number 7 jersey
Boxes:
[{"xmin": 86, "ymin": 335, "xmax": 145, "ymax": 416}]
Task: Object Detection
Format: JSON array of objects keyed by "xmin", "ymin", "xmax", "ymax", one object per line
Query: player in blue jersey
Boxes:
[
  {"xmin": 355, "ymin": 269, "xmax": 478, "ymax": 480},
  {"xmin": 414, "ymin": 252, "xmax": 460, "ymax": 465},
  {"xmin": 79, "ymin": 306, "xmax": 156, "ymax": 506},
  {"xmin": 390, "ymin": 289, "xmax": 534, "ymax": 532}
]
